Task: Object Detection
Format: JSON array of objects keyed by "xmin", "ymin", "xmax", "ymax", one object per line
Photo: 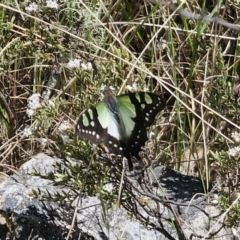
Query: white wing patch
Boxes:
[
  {"xmin": 96, "ymin": 102, "xmax": 121, "ymax": 140},
  {"xmin": 106, "ymin": 109, "xmax": 121, "ymax": 140},
  {"xmin": 117, "ymin": 96, "xmax": 136, "ymax": 139}
]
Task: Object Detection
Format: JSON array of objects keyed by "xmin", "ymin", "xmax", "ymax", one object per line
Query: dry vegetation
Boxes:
[{"xmin": 1, "ymin": 0, "xmax": 240, "ymax": 238}]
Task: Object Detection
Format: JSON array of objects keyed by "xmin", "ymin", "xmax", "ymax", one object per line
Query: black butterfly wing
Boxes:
[
  {"xmin": 75, "ymin": 104, "xmax": 107, "ymax": 145},
  {"xmin": 133, "ymin": 92, "xmax": 166, "ymax": 127},
  {"xmin": 117, "ymin": 92, "xmax": 166, "ymax": 160},
  {"xmin": 75, "ymin": 101, "xmax": 133, "ymax": 169},
  {"xmin": 75, "ymin": 91, "xmax": 165, "ymax": 171}
]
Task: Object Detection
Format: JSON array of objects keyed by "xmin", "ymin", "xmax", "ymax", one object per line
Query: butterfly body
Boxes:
[{"xmin": 75, "ymin": 86, "xmax": 165, "ymax": 170}]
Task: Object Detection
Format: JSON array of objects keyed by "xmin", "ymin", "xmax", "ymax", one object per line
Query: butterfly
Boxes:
[{"xmin": 75, "ymin": 86, "xmax": 166, "ymax": 170}]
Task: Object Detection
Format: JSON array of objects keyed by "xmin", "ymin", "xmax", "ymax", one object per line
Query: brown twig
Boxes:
[
  {"xmin": 0, "ymin": 90, "xmax": 18, "ymax": 137},
  {"xmin": 147, "ymin": 0, "xmax": 240, "ymax": 32}
]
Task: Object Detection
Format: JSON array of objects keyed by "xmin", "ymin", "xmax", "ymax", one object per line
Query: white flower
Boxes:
[
  {"xmin": 23, "ymin": 126, "xmax": 32, "ymax": 137},
  {"xmin": 228, "ymin": 148, "xmax": 237, "ymax": 157},
  {"xmin": 126, "ymin": 82, "xmax": 138, "ymax": 92},
  {"xmin": 26, "ymin": 108, "xmax": 35, "ymax": 117},
  {"xmin": 228, "ymin": 146, "xmax": 240, "ymax": 157},
  {"xmin": 25, "ymin": 3, "xmax": 38, "ymax": 13},
  {"xmin": 26, "ymin": 93, "xmax": 42, "ymax": 116},
  {"xmin": 58, "ymin": 120, "xmax": 72, "ymax": 133},
  {"xmin": 81, "ymin": 62, "xmax": 93, "ymax": 71},
  {"xmin": 80, "ymin": 63, "xmax": 87, "ymax": 70},
  {"xmin": 103, "ymin": 183, "xmax": 114, "ymax": 192},
  {"xmin": 86, "ymin": 62, "xmax": 93, "ymax": 70},
  {"xmin": 27, "ymin": 93, "xmax": 41, "ymax": 110},
  {"xmin": 66, "ymin": 59, "xmax": 81, "ymax": 68},
  {"xmin": 46, "ymin": 0, "xmax": 59, "ymax": 9},
  {"xmin": 39, "ymin": 138, "xmax": 48, "ymax": 147},
  {"xmin": 61, "ymin": 134, "xmax": 70, "ymax": 143},
  {"xmin": 47, "ymin": 100, "xmax": 55, "ymax": 107},
  {"xmin": 231, "ymin": 131, "xmax": 240, "ymax": 143}
]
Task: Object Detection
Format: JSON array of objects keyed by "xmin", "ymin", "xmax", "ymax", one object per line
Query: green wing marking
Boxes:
[
  {"xmin": 117, "ymin": 95, "xmax": 136, "ymax": 139},
  {"xmin": 75, "ymin": 88, "xmax": 166, "ymax": 171},
  {"xmin": 96, "ymin": 102, "xmax": 110, "ymax": 129}
]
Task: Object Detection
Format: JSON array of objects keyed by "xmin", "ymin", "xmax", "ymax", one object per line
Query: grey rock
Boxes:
[{"xmin": 0, "ymin": 153, "xmax": 238, "ymax": 240}]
